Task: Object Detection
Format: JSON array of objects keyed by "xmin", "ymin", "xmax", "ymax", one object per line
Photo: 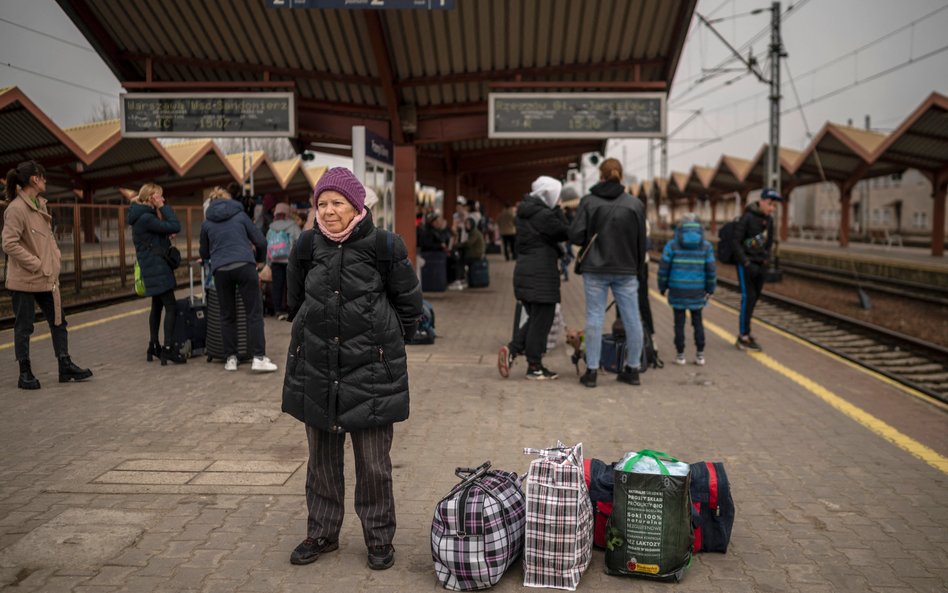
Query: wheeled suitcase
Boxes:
[
  {"xmin": 205, "ymin": 285, "xmax": 252, "ymax": 362},
  {"xmin": 171, "ymin": 261, "xmax": 206, "ymax": 359},
  {"xmin": 467, "ymin": 258, "xmax": 489, "ymax": 288},
  {"xmin": 599, "ymin": 334, "xmax": 626, "ymax": 373},
  {"xmin": 421, "ymin": 250, "xmax": 448, "ymax": 292}
]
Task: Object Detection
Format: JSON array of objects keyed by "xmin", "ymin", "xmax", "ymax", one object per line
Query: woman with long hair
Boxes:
[
  {"xmin": 2, "ymin": 160, "xmax": 92, "ymax": 388},
  {"xmin": 129, "ymin": 182, "xmax": 184, "ymax": 364}
]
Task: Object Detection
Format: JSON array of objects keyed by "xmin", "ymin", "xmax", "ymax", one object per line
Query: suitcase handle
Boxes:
[
  {"xmin": 187, "ymin": 260, "xmax": 205, "ymax": 306},
  {"xmin": 455, "ymin": 461, "xmax": 491, "ymax": 484}
]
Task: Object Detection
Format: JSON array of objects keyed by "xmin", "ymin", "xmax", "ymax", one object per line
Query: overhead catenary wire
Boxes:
[
  {"xmin": 0, "ymin": 17, "xmax": 95, "ymax": 53},
  {"xmin": 0, "ymin": 62, "xmax": 115, "ymax": 98}
]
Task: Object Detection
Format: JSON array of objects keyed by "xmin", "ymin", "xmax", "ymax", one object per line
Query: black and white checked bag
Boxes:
[
  {"xmin": 522, "ymin": 442, "xmax": 594, "ymax": 591},
  {"xmin": 431, "ymin": 462, "xmax": 526, "ymax": 591}
]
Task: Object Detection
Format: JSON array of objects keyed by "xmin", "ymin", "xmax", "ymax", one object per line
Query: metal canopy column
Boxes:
[
  {"xmin": 932, "ymin": 170, "xmax": 947, "ymax": 257},
  {"xmin": 395, "ymin": 145, "xmax": 417, "ymax": 264}
]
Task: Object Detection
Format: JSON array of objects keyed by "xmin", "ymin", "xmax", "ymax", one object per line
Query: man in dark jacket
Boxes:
[
  {"xmin": 282, "ymin": 167, "xmax": 422, "ymax": 571},
  {"xmin": 569, "ymin": 158, "xmax": 647, "ymax": 388},
  {"xmin": 730, "ymin": 188, "xmax": 781, "ymax": 351},
  {"xmin": 200, "ymin": 187, "xmax": 274, "ymax": 372},
  {"xmin": 498, "ymin": 176, "xmax": 568, "ymax": 380}
]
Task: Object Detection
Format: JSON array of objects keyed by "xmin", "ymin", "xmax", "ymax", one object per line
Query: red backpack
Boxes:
[{"xmin": 582, "ymin": 458, "xmax": 614, "ymax": 549}]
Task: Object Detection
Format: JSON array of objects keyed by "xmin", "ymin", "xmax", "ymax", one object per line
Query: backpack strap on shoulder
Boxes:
[
  {"xmin": 297, "ymin": 229, "xmax": 316, "ymax": 271},
  {"xmin": 375, "ymin": 228, "xmax": 395, "ymax": 287}
]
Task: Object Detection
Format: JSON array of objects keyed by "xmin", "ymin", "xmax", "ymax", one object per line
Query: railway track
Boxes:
[{"xmin": 715, "ymin": 278, "xmax": 948, "ymax": 405}]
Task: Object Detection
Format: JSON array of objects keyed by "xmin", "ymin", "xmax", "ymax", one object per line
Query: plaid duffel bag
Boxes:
[
  {"xmin": 431, "ymin": 462, "xmax": 526, "ymax": 591},
  {"xmin": 522, "ymin": 442, "xmax": 594, "ymax": 591}
]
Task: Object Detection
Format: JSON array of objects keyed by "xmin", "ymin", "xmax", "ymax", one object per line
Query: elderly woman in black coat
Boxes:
[
  {"xmin": 497, "ymin": 176, "xmax": 568, "ymax": 380},
  {"xmin": 128, "ymin": 183, "xmax": 183, "ymax": 365},
  {"xmin": 282, "ymin": 167, "xmax": 422, "ymax": 571}
]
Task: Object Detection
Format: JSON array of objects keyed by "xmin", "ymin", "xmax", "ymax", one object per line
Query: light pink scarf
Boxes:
[{"xmin": 317, "ymin": 208, "xmax": 367, "ymax": 243}]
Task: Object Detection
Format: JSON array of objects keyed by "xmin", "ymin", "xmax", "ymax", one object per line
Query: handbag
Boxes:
[
  {"xmin": 150, "ymin": 240, "xmax": 181, "ymax": 270},
  {"xmin": 134, "ymin": 261, "xmax": 146, "ymax": 297}
]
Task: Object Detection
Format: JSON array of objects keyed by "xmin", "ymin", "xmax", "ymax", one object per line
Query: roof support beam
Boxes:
[
  {"xmin": 488, "ymin": 81, "xmax": 666, "ymax": 91},
  {"xmin": 415, "ymin": 115, "xmax": 487, "ymax": 144},
  {"xmin": 363, "ymin": 12, "xmax": 404, "ymax": 145},
  {"xmin": 297, "ymin": 99, "xmax": 387, "ymax": 117},
  {"xmin": 457, "ymin": 142, "xmax": 598, "ymax": 172},
  {"xmin": 298, "ymin": 112, "xmax": 389, "ymax": 144},
  {"xmin": 123, "ymin": 81, "xmax": 294, "ymax": 90},
  {"xmin": 59, "ymin": 0, "xmax": 139, "ymax": 81},
  {"xmin": 397, "ymin": 58, "xmax": 666, "ymax": 88},
  {"xmin": 122, "ymin": 52, "xmax": 377, "ymax": 86}
]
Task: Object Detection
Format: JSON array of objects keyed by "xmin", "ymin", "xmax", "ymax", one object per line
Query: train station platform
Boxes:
[{"xmin": 0, "ymin": 255, "xmax": 945, "ymax": 593}]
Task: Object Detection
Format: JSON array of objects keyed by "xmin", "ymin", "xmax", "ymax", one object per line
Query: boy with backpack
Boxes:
[
  {"xmin": 658, "ymin": 215, "xmax": 716, "ymax": 366},
  {"xmin": 266, "ymin": 202, "xmax": 301, "ymax": 320}
]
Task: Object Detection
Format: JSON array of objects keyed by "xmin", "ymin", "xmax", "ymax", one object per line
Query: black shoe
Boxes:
[
  {"xmin": 526, "ymin": 364, "xmax": 558, "ymax": 380},
  {"xmin": 617, "ymin": 365, "xmax": 640, "ymax": 385},
  {"xmin": 736, "ymin": 335, "xmax": 762, "ymax": 352},
  {"xmin": 160, "ymin": 345, "xmax": 187, "ymax": 366},
  {"xmin": 58, "ymin": 356, "xmax": 93, "ymax": 383},
  {"xmin": 289, "ymin": 537, "xmax": 338, "ymax": 565},
  {"xmin": 146, "ymin": 341, "xmax": 161, "ymax": 362},
  {"xmin": 579, "ymin": 369, "xmax": 597, "ymax": 388},
  {"xmin": 17, "ymin": 360, "xmax": 40, "ymax": 390},
  {"xmin": 367, "ymin": 544, "xmax": 395, "ymax": 570}
]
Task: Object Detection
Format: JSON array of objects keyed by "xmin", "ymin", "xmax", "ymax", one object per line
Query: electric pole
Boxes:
[{"xmin": 767, "ymin": 1, "xmax": 785, "ymax": 194}]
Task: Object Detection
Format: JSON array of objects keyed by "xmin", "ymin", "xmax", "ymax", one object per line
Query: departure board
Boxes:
[
  {"xmin": 121, "ymin": 93, "xmax": 295, "ymax": 138},
  {"xmin": 489, "ymin": 93, "xmax": 666, "ymax": 139}
]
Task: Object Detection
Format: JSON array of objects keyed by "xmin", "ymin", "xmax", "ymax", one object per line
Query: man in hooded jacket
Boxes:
[
  {"xmin": 497, "ymin": 176, "xmax": 569, "ymax": 380},
  {"xmin": 569, "ymin": 158, "xmax": 647, "ymax": 388}
]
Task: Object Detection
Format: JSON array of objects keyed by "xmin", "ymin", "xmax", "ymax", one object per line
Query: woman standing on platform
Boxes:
[
  {"xmin": 497, "ymin": 175, "xmax": 569, "ymax": 380},
  {"xmin": 282, "ymin": 167, "xmax": 422, "ymax": 571},
  {"xmin": 129, "ymin": 183, "xmax": 185, "ymax": 365},
  {"xmin": 3, "ymin": 160, "xmax": 93, "ymax": 389}
]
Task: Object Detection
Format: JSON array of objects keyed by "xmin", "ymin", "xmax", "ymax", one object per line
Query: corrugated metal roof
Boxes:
[
  {"xmin": 794, "ymin": 124, "xmax": 901, "ymax": 184},
  {"xmin": 0, "ymin": 87, "xmax": 86, "ymax": 175},
  {"xmin": 872, "ymin": 92, "xmax": 948, "ymax": 173},
  {"xmin": 62, "ymin": 119, "xmax": 119, "ymax": 155},
  {"xmin": 163, "ymin": 139, "xmax": 216, "ymax": 172}
]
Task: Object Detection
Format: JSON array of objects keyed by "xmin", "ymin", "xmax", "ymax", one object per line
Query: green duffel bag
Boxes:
[{"xmin": 604, "ymin": 449, "xmax": 693, "ymax": 582}]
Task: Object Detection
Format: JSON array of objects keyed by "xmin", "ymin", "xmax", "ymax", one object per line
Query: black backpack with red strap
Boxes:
[{"xmin": 689, "ymin": 462, "xmax": 735, "ymax": 553}]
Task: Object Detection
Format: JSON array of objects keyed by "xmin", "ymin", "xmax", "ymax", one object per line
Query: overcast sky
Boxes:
[{"xmin": 1, "ymin": 0, "xmax": 946, "ymax": 186}]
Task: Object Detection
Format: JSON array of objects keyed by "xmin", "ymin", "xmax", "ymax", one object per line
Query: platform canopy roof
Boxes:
[
  {"xmin": 871, "ymin": 92, "xmax": 948, "ymax": 182},
  {"xmin": 63, "ymin": 120, "xmax": 179, "ymax": 192},
  {"xmin": 0, "ymin": 87, "xmax": 86, "ymax": 194},
  {"xmin": 741, "ymin": 144, "xmax": 804, "ymax": 190},
  {"xmin": 160, "ymin": 139, "xmax": 241, "ymax": 194},
  {"xmin": 706, "ymin": 155, "xmax": 753, "ymax": 196},
  {"xmin": 792, "ymin": 124, "xmax": 902, "ymax": 191},
  {"xmin": 57, "ymin": 0, "xmax": 697, "ymax": 200},
  {"xmin": 681, "ymin": 165, "xmax": 714, "ymax": 197},
  {"xmin": 667, "ymin": 170, "xmax": 690, "ymax": 200}
]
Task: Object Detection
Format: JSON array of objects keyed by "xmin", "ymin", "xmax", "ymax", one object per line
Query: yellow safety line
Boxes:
[
  {"xmin": 648, "ymin": 289, "xmax": 947, "ymax": 474},
  {"xmin": 0, "ymin": 306, "xmax": 150, "ymax": 351},
  {"xmin": 705, "ymin": 295, "xmax": 948, "ymax": 414}
]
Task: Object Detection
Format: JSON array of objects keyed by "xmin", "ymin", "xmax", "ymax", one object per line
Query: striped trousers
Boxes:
[{"xmin": 304, "ymin": 424, "xmax": 396, "ymax": 547}]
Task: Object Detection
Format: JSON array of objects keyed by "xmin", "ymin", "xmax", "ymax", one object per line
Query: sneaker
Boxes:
[
  {"xmin": 674, "ymin": 353, "xmax": 686, "ymax": 365},
  {"xmin": 617, "ymin": 365, "xmax": 640, "ymax": 386},
  {"xmin": 367, "ymin": 544, "xmax": 395, "ymax": 570},
  {"xmin": 695, "ymin": 352, "xmax": 706, "ymax": 366},
  {"xmin": 736, "ymin": 335, "xmax": 762, "ymax": 352},
  {"xmin": 277, "ymin": 313, "xmax": 289, "ymax": 321},
  {"xmin": 525, "ymin": 364, "xmax": 558, "ymax": 380},
  {"xmin": 289, "ymin": 537, "xmax": 338, "ymax": 565},
  {"xmin": 497, "ymin": 345, "xmax": 515, "ymax": 379},
  {"xmin": 447, "ymin": 280, "xmax": 466, "ymax": 291},
  {"xmin": 224, "ymin": 356, "xmax": 238, "ymax": 371},
  {"xmin": 579, "ymin": 369, "xmax": 597, "ymax": 388},
  {"xmin": 252, "ymin": 356, "xmax": 278, "ymax": 373}
]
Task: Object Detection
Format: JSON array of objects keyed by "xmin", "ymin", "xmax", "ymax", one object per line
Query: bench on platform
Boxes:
[{"xmin": 868, "ymin": 228, "xmax": 903, "ymax": 249}]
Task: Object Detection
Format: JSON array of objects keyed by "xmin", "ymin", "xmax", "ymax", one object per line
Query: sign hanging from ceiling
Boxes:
[
  {"xmin": 121, "ymin": 92, "xmax": 295, "ymax": 138},
  {"xmin": 489, "ymin": 92, "xmax": 666, "ymax": 139},
  {"xmin": 265, "ymin": 0, "xmax": 455, "ymax": 9}
]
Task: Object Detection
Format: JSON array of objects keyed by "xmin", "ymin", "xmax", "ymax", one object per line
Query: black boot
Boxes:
[
  {"xmin": 18, "ymin": 359, "xmax": 41, "ymax": 390},
  {"xmin": 160, "ymin": 345, "xmax": 187, "ymax": 366},
  {"xmin": 58, "ymin": 356, "xmax": 93, "ymax": 383},
  {"xmin": 146, "ymin": 341, "xmax": 161, "ymax": 362},
  {"xmin": 579, "ymin": 369, "xmax": 597, "ymax": 388}
]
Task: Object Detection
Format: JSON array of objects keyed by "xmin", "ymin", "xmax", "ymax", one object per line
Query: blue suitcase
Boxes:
[
  {"xmin": 599, "ymin": 334, "xmax": 626, "ymax": 373},
  {"xmin": 467, "ymin": 258, "xmax": 490, "ymax": 288},
  {"xmin": 172, "ymin": 261, "xmax": 206, "ymax": 358}
]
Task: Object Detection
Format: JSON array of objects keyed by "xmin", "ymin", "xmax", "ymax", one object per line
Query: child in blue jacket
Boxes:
[{"xmin": 658, "ymin": 216, "xmax": 716, "ymax": 365}]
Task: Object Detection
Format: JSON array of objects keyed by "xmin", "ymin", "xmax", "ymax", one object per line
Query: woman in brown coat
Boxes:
[{"xmin": 2, "ymin": 161, "xmax": 92, "ymax": 389}]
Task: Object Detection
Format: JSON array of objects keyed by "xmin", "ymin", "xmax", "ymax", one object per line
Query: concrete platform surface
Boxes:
[{"xmin": 0, "ymin": 255, "xmax": 945, "ymax": 593}]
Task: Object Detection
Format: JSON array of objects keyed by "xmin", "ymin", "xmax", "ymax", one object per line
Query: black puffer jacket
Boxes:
[
  {"xmin": 568, "ymin": 180, "xmax": 646, "ymax": 276},
  {"xmin": 513, "ymin": 194, "xmax": 569, "ymax": 304},
  {"xmin": 128, "ymin": 203, "xmax": 180, "ymax": 296},
  {"xmin": 731, "ymin": 202, "xmax": 774, "ymax": 266},
  {"xmin": 282, "ymin": 212, "xmax": 423, "ymax": 433}
]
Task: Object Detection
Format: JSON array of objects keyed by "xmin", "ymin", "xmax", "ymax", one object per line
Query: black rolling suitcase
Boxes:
[
  {"xmin": 421, "ymin": 250, "xmax": 448, "ymax": 292},
  {"xmin": 467, "ymin": 258, "xmax": 490, "ymax": 288},
  {"xmin": 171, "ymin": 261, "xmax": 206, "ymax": 359},
  {"xmin": 205, "ymin": 283, "xmax": 252, "ymax": 363}
]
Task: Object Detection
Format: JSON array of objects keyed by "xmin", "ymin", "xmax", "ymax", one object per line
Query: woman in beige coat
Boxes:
[{"xmin": 2, "ymin": 161, "xmax": 92, "ymax": 389}]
